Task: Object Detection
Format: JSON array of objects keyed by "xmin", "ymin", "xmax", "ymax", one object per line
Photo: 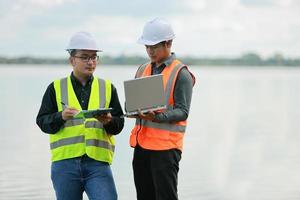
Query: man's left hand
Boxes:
[
  {"xmin": 95, "ymin": 113, "xmax": 112, "ymax": 125},
  {"xmin": 138, "ymin": 110, "xmax": 156, "ymax": 121}
]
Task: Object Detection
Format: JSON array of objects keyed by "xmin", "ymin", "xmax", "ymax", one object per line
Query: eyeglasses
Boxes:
[{"xmin": 73, "ymin": 55, "xmax": 99, "ymax": 62}]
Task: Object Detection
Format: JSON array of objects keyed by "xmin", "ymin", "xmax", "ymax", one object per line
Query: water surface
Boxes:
[{"xmin": 0, "ymin": 65, "xmax": 300, "ymax": 200}]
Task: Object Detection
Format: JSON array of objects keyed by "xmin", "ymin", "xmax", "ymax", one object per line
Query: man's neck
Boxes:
[
  {"xmin": 73, "ymin": 72, "xmax": 91, "ymax": 86},
  {"xmin": 155, "ymin": 55, "xmax": 170, "ymax": 67}
]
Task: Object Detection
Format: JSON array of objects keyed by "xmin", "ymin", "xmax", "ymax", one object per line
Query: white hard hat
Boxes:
[
  {"xmin": 66, "ymin": 31, "xmax": 102, "ymax": 52},
  {"xmin": 137, "ymin": 18, "xmax": 175, "ymax": 45}
]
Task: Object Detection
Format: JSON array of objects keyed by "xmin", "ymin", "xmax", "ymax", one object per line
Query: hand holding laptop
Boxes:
[
  {"xmin": 126, "ymin": 109, "xmax": 156, "ymax": 121},
  {"xmin": 123, "ymin": 74, "xmax": 167, "ymax": 117},
  {"xmin": 137, "ymin": 109, "xmax": 156, "ymax": 121}
]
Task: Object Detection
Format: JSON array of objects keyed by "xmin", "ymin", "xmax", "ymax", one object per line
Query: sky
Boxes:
[{"xmin": 0, "ymin": 0, "xmax": 299, "ymax": 58}]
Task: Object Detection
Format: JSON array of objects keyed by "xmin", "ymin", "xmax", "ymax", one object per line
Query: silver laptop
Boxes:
[{"xmin": 124, "ymin": 74, "xmax": 166, "ymax": 116}]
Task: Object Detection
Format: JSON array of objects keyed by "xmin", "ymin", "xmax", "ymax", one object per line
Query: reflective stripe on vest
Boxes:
[
  {"xmin": 86, "ymin": 139, "xmax": 115, "ymax": 152},
  {"xmin": 135, "ymin": 63, "xmax": 149, "ymax": 78},
  {"xmin": 50, "ymin": 135, "xmax": 85, "ymax": 150},
  {"xmin": 85, "ymin": 121, "xmax": 103, "ymax": 129},
  {"xmin": 136, "ymin": 120, "xmax": 186, "ymax": 132},
  {"xmin": 50, "ymin": 135, "xmax": 115, "ymax": 152},
  {"xmin": 51, "ymin": 76, "xmax": 115, "ymax": 163},
  {"xmin": 62, "ymin": 118, "xmax": 85, "ymax": 128},
  {"xmin": 165, "ymin": 63, "xmax": 184, "ymax": 109}
]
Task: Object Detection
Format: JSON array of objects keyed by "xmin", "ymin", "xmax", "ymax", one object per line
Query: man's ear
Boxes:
[
  {"xmin": 69, "ymin": 57, "xmax": 75, "ymax": 67},
  {"xmin": 166, "ymin": 40, "xmax": 172, "ymax": 48}
]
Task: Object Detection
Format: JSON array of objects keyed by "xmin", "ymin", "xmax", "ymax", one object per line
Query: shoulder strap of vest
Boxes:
[
  {"xmin": 60, "ymin": 77, "xmax": 68, "ymax": 107},
  {"xmin": 54, "ymin": 77, "xmax": 68, "ymax": 111},
  {"xmin": 97, "ymin": 78, "xmax": 106, "ymax": 108},
  {"xmin": 165, "ymin": 61, "xmax": 186, "ymax": 108},
  {"xmin": 135, "ymin": 62, "xmax": 150, "ymax": 78}
]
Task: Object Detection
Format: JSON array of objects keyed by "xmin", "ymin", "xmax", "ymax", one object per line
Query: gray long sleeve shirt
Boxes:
[{"xmin": 151, "ymin": 53, "xmax": 194, "ymax": 123}]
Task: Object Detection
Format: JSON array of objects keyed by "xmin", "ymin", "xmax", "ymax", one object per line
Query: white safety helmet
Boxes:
[
  {"xmin": 66, "ymin": 31, "xmax": 102, "ymax": 52},
  {"xmin": 137, "ymin": 18, "xmax": 175, "ymax": 45}
]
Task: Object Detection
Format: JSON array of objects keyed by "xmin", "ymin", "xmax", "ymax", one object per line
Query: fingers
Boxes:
[
  {"xmin": 62, "ymin": 107, "xmax": 79, "ymax": 120},
  {"xmin": 95, "ymin": 113, "xmax": 112, "ymax": 125},
  {"xmin": 137, "ymin": 110, "xmax": 155, "ymax": 121},
  {"xmin": 61, "ymin": 108, "xmax": 114, "ymax": 125},
  {"xmin": 126, "ymin": 115, "xmax": 139, "ymax": 119}
]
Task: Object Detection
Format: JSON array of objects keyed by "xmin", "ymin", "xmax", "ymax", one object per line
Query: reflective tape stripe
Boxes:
[
  {"xmin": 165, "ymin": 63, "xmax": 185, "ymax": 109},
  {"xmin": 64, "ymin": 119, "xmax": 104, "ymax": 129},
  {"xmin": 63, "ymin": 119, "xmax": 85, "ymax": 128},
  {"xmin": 136, "ymin": 120, "xmax": 186, "ymax": 133},
  {"xmin": 60, "ymin": 77, "xmax": 68, "ymax": 107},
  {"xmin": 50, "ymin": 135, "xmax": 85, "ymax": 150},
  {"xmin": 85, "ymin": 121, "xmax": 104, "ymax": 129},
  {"xmin": 98, "ymin": 79, "xmax": 106, "ymax": 108},
  {"xmin": 86, "ymin": 139, "xmax": 115, "ymax": 152},
  {"xmin": 136, "ymin": 63, "xmax": 149, "ymax": 78},
  {"xmin": 60, "ymin": 77, "xmax": 85, "ymax": 128}
]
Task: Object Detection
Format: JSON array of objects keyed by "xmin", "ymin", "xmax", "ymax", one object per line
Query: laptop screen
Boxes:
[{"xmin": 124, "ymin": 74, "xmax": 166, "ymax": 115}]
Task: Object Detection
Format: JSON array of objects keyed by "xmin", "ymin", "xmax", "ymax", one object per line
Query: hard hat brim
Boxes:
[
  {"xmin": 137, "ymin": 36, "xmax": 175, "ymax": 46},
  {"xmin": 137, "ymin": 37, "xmax": 161, "ymax": 45},
  {"xmin": 65, "ymin": 48, "xmax": 103, "ymax": 52}
]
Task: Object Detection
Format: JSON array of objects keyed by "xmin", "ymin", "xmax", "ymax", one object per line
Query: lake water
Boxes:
[{"xmin": 0, "ymin": 64, "xmax": 300, "ymax": 200}]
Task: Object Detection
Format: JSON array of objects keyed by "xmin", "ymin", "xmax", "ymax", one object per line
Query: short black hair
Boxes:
[
  {"xmin": 158, "ymin": 40, "xmax": 172, "ymax": 46},
  {"xmin": 68, "ymin": 49, "xmax": 77, "ymax": 57}
]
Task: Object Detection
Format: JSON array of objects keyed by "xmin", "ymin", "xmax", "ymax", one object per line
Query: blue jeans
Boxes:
[{"xmin": 51, "ymin": 155, "xmax": 117, "ymax": 200}]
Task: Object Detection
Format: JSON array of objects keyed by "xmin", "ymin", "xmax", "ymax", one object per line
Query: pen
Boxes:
[{"xmin": 61, "ymin": 102, "xmax": 68, "ymax": 108}]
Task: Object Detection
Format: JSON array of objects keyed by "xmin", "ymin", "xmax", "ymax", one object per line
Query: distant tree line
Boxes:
[
  {"xmin": 0, "ymin": 55, "xmax": 147, "ymax": 65},
  {"xmin": 0, "ymin": 53, "xmax": 299, "ymax": 66},
  {"xmin": 183, "ymin": 53, "xmax": 300, "ymax": 66}
]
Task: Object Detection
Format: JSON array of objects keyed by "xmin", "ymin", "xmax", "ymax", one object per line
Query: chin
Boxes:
[
  {"xmin": 84, "ymin": 71, "xmax": 94, "ymax": 76},
  {"xmin": 150, "ymin": 57, "xmax": 157, "ymax": 63}
]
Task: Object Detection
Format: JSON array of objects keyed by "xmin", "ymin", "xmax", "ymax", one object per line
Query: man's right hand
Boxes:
[{"xmin": 62, "ymin": 107, "xmax": 79, "ymax": 120}]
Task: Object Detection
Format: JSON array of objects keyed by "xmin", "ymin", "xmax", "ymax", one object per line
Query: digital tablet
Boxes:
[{"xmin": 74, "ymin": 108, "xmax": 113, "ymax": 119}]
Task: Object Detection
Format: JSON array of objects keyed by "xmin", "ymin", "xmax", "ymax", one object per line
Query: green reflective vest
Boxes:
[{"xmin": 50, "ymin": 76, "xmax": 115, "ymax": 164}]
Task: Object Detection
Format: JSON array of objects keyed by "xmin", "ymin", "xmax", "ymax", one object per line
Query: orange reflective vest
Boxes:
[{"xmin": 129, "ymin": 59, "xmax": 195, "ymax": 151}]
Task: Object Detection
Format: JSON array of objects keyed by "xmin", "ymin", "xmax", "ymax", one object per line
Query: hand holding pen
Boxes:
[{"xmin": 61, "ymin": 102, "xmax": 79, "ymax": 120}]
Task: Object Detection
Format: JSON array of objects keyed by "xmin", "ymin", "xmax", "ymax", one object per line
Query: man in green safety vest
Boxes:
[{"xmin": 36, "ymin": 31, "xmax": 124, "ymax": 200}]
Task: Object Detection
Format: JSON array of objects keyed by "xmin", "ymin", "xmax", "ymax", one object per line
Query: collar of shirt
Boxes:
[
  {"xmin": 151, "ymin": 52, "xmax": 176, "ymax": 75},
  {"xmin": 70, "ymin": 72, "xmax": 93, "ymax": 110},
  {"xmin": 70, "ymin": 72, "xmax": 94, "ymax": 88}
]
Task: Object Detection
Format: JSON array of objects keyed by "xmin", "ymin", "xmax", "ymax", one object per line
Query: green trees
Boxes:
[{"xmin": 0, "ymin": 53, "xmax": 299, "ymax": 66}]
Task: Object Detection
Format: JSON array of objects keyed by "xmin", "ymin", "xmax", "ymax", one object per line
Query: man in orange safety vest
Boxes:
[{"xmin": 129, "ymin": 18, "xmax": 196, "ymax": 200}]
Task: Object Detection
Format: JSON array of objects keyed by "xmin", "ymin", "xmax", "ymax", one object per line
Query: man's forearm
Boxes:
[
  {"xmin": 103, "ymin": 117, "xmax": 124, "ymax": 135},
  {"xmin": 36, "ymin": 112, "xmax": 64, "ymax": 134}
]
